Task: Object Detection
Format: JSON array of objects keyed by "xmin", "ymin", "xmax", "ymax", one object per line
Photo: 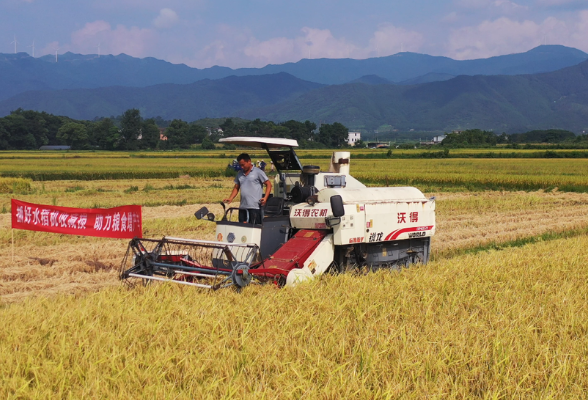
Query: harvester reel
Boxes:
[
  {"xmin": 232, "ymin": 263, "xmax": 252, "ymax": 288},
  {"xmin": 120, "ymin": 237, "xmax": 260, "ymax": 290}
]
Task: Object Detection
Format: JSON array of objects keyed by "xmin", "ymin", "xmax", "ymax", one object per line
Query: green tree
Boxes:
[
  {"xmin": 4, "ymin": 112, "xmax": 38, "ymax": 149},
  {"xmin": 57, "ymin": 122, "xmax": 89, "ymax": 149},
  {"xmin": 220, "ymin": 118, "xmax": 236, "ymax": 136},
  {"xmin": 0, "ymin": 119, "xmax": 11, "ymax": 150},
  {"xmin": 140, "ymin": 119, "xmax": 161, "ymax": 149},
  {"xmin": 442, "ymin": 129, "xmax": 498, "ymax": 147},
  {"xmin": 509, "ymin": 129, "xmax": 576, "ymax": 144},
  {"xmin": 18, "ymin": 109, "xmax": 50, "ymax": 147},
  {"xmin": 120, "ymin": 109, "xmax": 142, "ymax": 150},
  {"xmin": 201, "ymin": 137, "xmax": 216, "ymax": 150},
  {"xmin": 281, "ymin": 120, "xmax": 316, "ymax": 141},
  {"xmin": 90, "ymin": 118, "xmax": 120, "ymax": 150},
  {"xmin": 165, "ymin": 119, "xmax": 191, "ymax": 148},
  {"xmin": 189, "ymin": 124, "xmax": 208, "ymax": 144},
  {"xmin": 318, "ymin": 122, "xmax": 349, "ymax": 147}
]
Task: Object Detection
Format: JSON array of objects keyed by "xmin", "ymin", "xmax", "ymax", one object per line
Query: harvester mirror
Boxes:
[
  {"xmin": 330, "ymin": 195, "xmax": 345, "ymax": 217},
  {"xmin": 195, "ymin": 207, "xmax": 209, "ymax": 220}
]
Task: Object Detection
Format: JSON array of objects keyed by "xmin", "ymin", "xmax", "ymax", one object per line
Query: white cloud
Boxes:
[
  {"xmin": 442, "ymin": 12, "xmax": 460, "ymax": 23},
  {"xmin": 243, "ymin": 27, "xmax": 354, "ymax": 65},
  {"xmin": 46, "ymin": 20, "xmax": 157, "ymax": 57},
  {"xmin": 153, "ymin": 8, "xmax": 179, "ymax": 29},
  {"xmin": 456, "ymin": 0, "xmax": 526, "ymax": 10},
  {"xmin": 493, "ymin": 0, "xmax": 528, "ymax": 14},
  {"xmin": 569, "ymin": 10, "xmax": 588, "ymax": 47},
  {"xmin": 539, "ymin": 0, "xmax": 583, "ymax": 5},
  {"xmin": 41, "ymin": 41, "xmax": 61, "ymax": 57},
  {"xmin": 453, "ymin": 0, "xmax": 528, "ymax": 18},
  {"xmin": 368, "ymin": 24, "xmax": 425, "ymax": 55},
  {"xmin": 446, "ymin": 11, "xmax": 588, "ymax": 60},
  {"xmin": 190, "ymin": 24, "xmax": 425, "ymax": 68}
]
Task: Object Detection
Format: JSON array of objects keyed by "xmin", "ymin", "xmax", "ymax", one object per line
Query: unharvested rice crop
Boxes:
[
  {"xmin": 0, "ymin": 177, "xmax": 234, "ymax": 212},
  {"xmin": 352, "ymin": 159, "xmax": 588, "ymax": 192},
  {"xmin": 2, "ymin": 151, "xmax": 588, "ymax": 397},
  {"xmin": 1, "ymin": 235, "xmax": 587, "ymax": 398},
  {"xmin": 3, "ymin": 152, "xmax": 588, "ymax": 192},
  {"xmin": 0, "ymin": 177, "xmax": 32, "ymax": 194}
]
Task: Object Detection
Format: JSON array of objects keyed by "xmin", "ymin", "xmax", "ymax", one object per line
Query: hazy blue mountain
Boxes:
[
  {"xmin": 0, "ymin": 52, "xmax": 233, "ymax": 101},
  {"xmin": 349, "ymin": 75, "xmax": 394, "ymax": 85},
  {"xmin": 0, "ymin": 45, "xmax": 586, "ymax": 101},
  {"xmin": 230, "ymin": 45, "xmax": 588, "ymax": 84},
  {"xmin": 0, "ymin": 73, "xmax": 324, "ymax": 120},
  {"xmin": 2, "ymin": 58, "xmax": 588, "ymax": 133},
  {"xmin": 238, "ymin": 60, "xmax": 588, "ymax": 133},
  {"xmin": 399, "ymin": 72, "xmax": 456, "ymax": 85}
]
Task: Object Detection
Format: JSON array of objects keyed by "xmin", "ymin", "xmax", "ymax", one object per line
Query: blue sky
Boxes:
[{"xmin": 1, "ymin": 0, "xmax": 587, "ymax": 68}]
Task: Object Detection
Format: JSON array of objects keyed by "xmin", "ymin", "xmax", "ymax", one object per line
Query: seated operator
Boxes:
[{"xmin": 223, "ymin": 153, "xmax": 272, "ymax": 224}]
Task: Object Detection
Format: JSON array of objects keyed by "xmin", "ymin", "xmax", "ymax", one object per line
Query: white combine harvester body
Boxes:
[
  {"xmin": 120, "ymin": 137, "xmax": 436, "ymax": 290},
  {"xmin": 215, "ymin": 137, "xmax": 436, "ymax": 286},
  {"xmin": 291, "ymin": 187, "xmax": 436, "ymax": 243}
]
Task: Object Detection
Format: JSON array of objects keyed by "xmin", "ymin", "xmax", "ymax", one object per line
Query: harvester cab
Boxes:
[{"xmin": 120, "ymin": 137, "xmax": 436, "ymax": 290}]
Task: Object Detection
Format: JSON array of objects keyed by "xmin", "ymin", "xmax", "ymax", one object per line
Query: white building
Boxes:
[
  {"xmin": 432, "ymin": 135, "xmax": 446, "ymax": 144},
  {"xmin": 348, "ymin": 132, "xmax": 361, "ymax": 146}
]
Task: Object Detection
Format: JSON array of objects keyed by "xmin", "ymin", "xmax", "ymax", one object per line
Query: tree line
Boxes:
[
  {"xmin": 219, "ymin": 118, "xmax": 349, "ymax": 148},
  {"xmin": 441, "ymin": 129, "xmax": 587, "ymax": 148},
  {"xmin": 0, "ymin": 109, "xmax": 211, "ymax": 151},
  {"xmin": 0, "ymin": 109, "xmax": 351, "ymax": 150}
]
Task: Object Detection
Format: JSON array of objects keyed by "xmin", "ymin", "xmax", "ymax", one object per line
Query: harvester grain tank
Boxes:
[{"xmin": 120, "ymin": 137, "xmax": 435, "ymax": 289}]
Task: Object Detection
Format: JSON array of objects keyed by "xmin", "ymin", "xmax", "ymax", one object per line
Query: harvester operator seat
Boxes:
[
  {"xmin": 260, "ymin": 196, "xmax": 289, "ymax": 259},
  {"xmin": 264, "ymin": 196, "xmax": 284, "ymax": 217}
]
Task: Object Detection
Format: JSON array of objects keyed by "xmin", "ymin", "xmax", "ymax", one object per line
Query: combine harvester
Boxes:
[{"xmin": 120, "ymin": 137, "xmax": 436, "ymax": 289}]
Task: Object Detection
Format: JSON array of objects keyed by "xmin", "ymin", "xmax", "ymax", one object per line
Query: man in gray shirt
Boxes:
[{"xmin": 223, "ymin": 153, "xmax": 272, "ymax": 224}]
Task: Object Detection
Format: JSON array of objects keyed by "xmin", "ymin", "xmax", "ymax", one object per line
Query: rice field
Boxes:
[
  {"xmin": 1, "ymin": 150, "xmax": 588, "ymax": 397},
  {"xmin": 2, "ymin": 236, "xmax": 588, "ymax": 398},
  {"xmin": 3, "ymin": 151, "xmax": 588, "ymax": 192}
]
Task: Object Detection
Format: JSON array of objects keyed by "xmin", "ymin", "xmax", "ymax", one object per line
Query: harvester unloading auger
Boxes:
[{"xmin": 120, "ymin": 137, "xmax": 436, "ymax": 289}]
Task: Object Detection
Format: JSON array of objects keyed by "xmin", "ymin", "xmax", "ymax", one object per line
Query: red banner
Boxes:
[{"xmin": 11, "ymin": 199, "xmax": 142, "ymax": 239}]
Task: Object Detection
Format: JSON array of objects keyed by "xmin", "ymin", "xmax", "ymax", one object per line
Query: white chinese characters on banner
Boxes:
[
  {"xmin": 12, "ymin": 199, "xmax": 142, "ymax": 239},
  {"xmin": 16, "ymin": 205, "xmax": 90, "ymax": 230},
  {"xmin": 93, "ymin": 212, "xmax": 139, "ymax": 232}
]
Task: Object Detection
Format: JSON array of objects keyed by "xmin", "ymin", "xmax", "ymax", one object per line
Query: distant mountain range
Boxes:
[
  {"xmin": 0, "ymin": 73, "xmax": 324, "ymax": 121},
  {"xmin": 237, "ymin": 60, "xmax": 588, "ymax": 133},
  {"xmin": 1, "ymin": 45, "xmax": 588, "ymax": 133},
  {"xmin": 0, "ymin": 45, "xmax": 586, "ymax": 101},
  {"xmin": 2, "ymin": 59, "xmax": 588, "ymax": 133}
]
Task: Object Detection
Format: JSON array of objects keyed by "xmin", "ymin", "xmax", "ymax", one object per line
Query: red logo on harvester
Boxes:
[{"xmin": 385, "ymin": 226, "xmax": 434, "ymax": 241}]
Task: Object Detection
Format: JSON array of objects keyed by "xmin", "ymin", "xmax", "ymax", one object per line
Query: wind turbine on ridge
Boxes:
[
  {"xmin": 10, "ymin": 35, "xmax": 18, "ymax": 54},
  {"xmin": 54, "ymin": 46, "xmax": 60, "ymax": 62},
  {"xmin": 28, "ymin": 40, "xmax": 35, "ymax": 57}
]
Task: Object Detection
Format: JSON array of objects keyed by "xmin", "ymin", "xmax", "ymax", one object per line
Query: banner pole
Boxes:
[{"xmin": 12, "ymin": 229, "xmax": 14, "ymax": 263}]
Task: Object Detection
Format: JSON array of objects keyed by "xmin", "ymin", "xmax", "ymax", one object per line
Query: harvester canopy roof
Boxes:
[{"xmin": 219, "ymin": 137, "xmax": 299, "ymax": 148}]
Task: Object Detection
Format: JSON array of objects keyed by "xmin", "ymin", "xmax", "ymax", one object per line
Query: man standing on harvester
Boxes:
[{"xmin": 223, "ymin": 153, "xmax": 272, "ymax": 224}]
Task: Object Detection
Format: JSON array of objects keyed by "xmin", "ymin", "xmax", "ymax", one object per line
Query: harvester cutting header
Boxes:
[{"xmin": 120, "ymin": 137, "xmax": 436, "ymax": 289}]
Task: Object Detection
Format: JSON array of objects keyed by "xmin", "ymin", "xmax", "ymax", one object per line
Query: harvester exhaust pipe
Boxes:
[{"xmin": 329, "ymin": 151, "xmax": 350, "ymax": 175}]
